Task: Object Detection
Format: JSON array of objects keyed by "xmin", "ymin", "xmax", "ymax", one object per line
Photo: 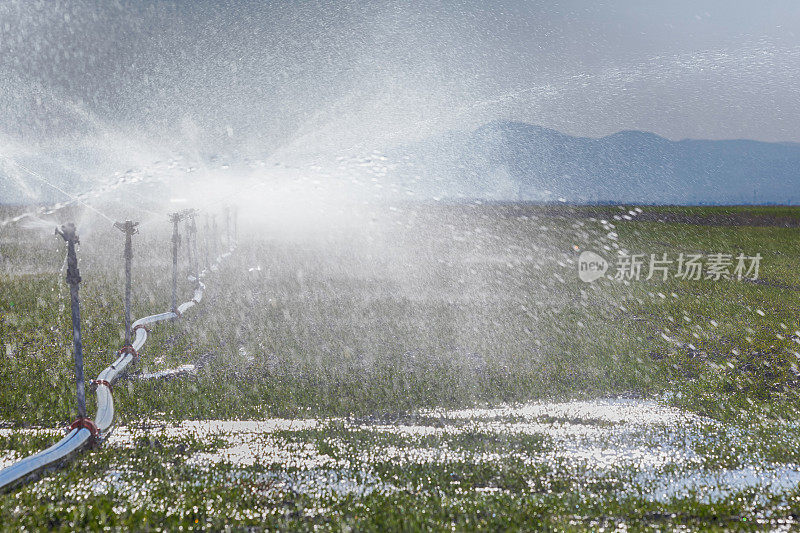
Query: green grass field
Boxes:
[{"xmin": 2, "ymin": 204, "xmax": 800, "ymax": 530}]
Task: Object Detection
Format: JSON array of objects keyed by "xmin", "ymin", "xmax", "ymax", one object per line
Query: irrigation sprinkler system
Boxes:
[
  {"xmin": 188, "ymin": 210, "xmax": 200, "ymax": 288},
  {"xmin": 232, "ymin": 206, "xmax": 238, "ymax": 244},
  {"xmin": 170, "ymin": 211, "xmax": 183, "ymax": 315},
  {"xmin": 0, "ymin": 207, "xmax": 238, "ymax": 492},
  {"xmin": 55, "ymin": 223, "xmax": 88, "ymax": 423},
  {"xmin": 114, "ymin": 220, "xmax": 139, "ymax": 346},
  {"xmin": 203, "ymin": 214, "xmax": 211, "ymax": 273},
  {"xmin": 212, "ymin": 214, "xmax": 218, "ymax": 265},
  {"xmin": 224, "ymin": 206, "xmax": 231, "ymax": 250}
]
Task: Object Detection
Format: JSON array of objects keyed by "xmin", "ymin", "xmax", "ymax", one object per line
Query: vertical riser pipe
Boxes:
[
  {"xmin": 124, "ymin": 232, "xmax": 132, "ymax": 345},
  {"xmin": 190, "ymin": 216, "xmax": 200, "ymax": 287},
  {"xmin": 171, "ymin": 215, "xmax": 179, "ymax": 314},
  {"xmin": 225, "ymin": 208, "xmax": 231, "ymax": 250},
  {"xmin": 57, "ymin": 223, "xmax": 85, "ymax": 420},
  {"xmin": 114, "ymin": 220, "xmax": 138, "ymax": 346},
  {"xmin": 69, "ymin": 277, "xmax": 85, "ymax": 419},
  {"xmin": 204, "ymin": 215, "xmax": 210, "ymax": 271},
  {"xmin": 212, "ymin": 216, "xmax": 218, "ymax": 261}
]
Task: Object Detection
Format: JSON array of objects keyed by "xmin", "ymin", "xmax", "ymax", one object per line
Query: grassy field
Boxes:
[{"xmin": 1, "ymin": 204, "xmax": 800, "ymax": 530}]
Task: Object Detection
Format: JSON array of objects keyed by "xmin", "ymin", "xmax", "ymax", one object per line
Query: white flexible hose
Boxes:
[{"xmin": 0, "ymin": 245, "xmax": 236, "ymax": 492}]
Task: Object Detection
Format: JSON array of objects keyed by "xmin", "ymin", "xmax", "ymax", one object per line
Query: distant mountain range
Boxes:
[
  {"xmin": 3, "ymin": 121, "xmax": 800, "ymax": 205},
  {"xmin": 388, "ymin": 121, "xmax": 800, "ymax": 205}
]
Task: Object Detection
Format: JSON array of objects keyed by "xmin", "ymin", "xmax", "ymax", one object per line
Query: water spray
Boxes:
[{"xmin": 113, "ymin": 220, "xmax": 139, "ymax": 346}]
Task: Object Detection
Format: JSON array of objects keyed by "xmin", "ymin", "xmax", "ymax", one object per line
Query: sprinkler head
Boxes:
[
  {"xmin": 55, "ymin": 222, "xmax": 79, "ymax": 244},
  {"xmin": 170, "ymin": 209, "xmax": 196, "ymax": 223},
  {"xmin": 113, "ymin": 220, "xmax": 139, "ymax": 235}
]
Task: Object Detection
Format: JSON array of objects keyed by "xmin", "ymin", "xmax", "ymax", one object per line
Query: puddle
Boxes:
[
  {"xmin": 135, "ymin": 364, "xmax": 196, "ymax": 380},
  {"xmin": 2, "ymin": 400, "xmax": 799, "ymax": 505}
]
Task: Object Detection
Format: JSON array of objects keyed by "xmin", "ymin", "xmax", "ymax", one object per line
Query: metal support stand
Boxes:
[
  {"xmin": 188, "ymin": 211, "xmax": 200, "ymax": 288},
  {"xmin": 232, "ymin": 206, "xmax": 238, "ymax": 245},
  {"xmin": 203, "ymin": 214, "xmax": 210, "ymax": 272},
  {"xmin": 114, "ymin": 220, "xmax": 139, "ymax": 346},
  {"xmin": 224, "ymin": 206, "xmax": 231, "ymax": 251},
  {"xmin": 211, "ymin": 214, "xmax": 218, "ymax": 261},
  {"xmin": 169, "ymin": 212, "xmax": 182, "ymax": 314},
  {"xmin": 56, "ymin": 223, "xmax": 86, "ymax": 420},
  {"xmin": 184, "ymin": 218, "xmax": 192, "ymax": 271}
]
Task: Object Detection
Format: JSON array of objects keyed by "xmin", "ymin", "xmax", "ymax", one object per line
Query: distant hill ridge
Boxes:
[{"xmin": 390, "ymin": 121, "xmax": 800, "ymax": 205}]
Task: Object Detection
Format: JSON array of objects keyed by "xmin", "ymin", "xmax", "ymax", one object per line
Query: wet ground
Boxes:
[
  {"xmin": 4, "ymin": 398, "xmax": 797, "ymax": 518},
  {"xmin": 4, "ymin": 204, "xmax": 800, "ymax": 528}
]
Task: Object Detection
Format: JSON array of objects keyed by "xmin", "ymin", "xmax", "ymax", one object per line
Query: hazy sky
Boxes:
[{"xmin": 2, "ymin": 0, "xmax": 800, "ymax": 159}]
